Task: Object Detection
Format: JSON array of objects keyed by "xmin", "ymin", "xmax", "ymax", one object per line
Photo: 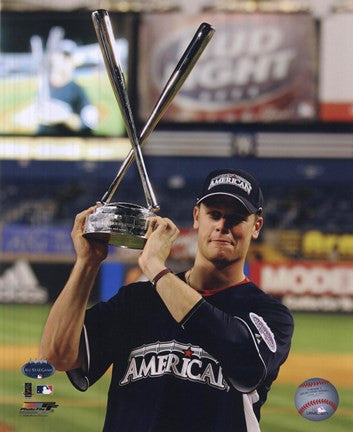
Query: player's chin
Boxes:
[{"xmin": 208, "ymin": 247, "xmax": 234, "ymax": 261}]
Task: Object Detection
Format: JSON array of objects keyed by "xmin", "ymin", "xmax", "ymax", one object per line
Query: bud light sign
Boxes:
[
  {"xmin": 139, "ymin": 13, "xmax": 317, "ymax": 122},
  {"xmin": 21, "ymin": 360, "xmax": 55, "ymax": 379}
]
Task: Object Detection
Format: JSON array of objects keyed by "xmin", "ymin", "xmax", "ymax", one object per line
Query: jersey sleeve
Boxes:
[
  {"xmin": 66, "ymin": 286, "xmax": 129, "ymax": 391},
  {"xmin": 244, "ymin": 296, "xmax": 294, "ymax": 381},
  {"xmin": 180, "ymin": 294, "xmax": 293, "ymax": 393}
]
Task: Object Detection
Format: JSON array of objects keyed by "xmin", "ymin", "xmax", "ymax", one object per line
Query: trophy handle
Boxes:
[
  {"xmin": 92, "ymin": 10, "xmax": 159, "ymax": 211},
  {"xmin": 100, "ymin": 22, "xmax": 215, "ymax": 205}
]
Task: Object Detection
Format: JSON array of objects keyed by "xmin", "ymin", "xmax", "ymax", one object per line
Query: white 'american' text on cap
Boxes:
[{"xmin": 208, "ymin": 174, "xmax": 252, "ymax": 195}]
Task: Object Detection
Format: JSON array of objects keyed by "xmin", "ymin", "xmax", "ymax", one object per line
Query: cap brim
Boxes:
[{"xmin": 196, "ymin": 192, "xmax": 259, "ymax": 214}]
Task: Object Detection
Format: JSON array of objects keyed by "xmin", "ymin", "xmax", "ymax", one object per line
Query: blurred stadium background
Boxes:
[{"xmin": 0, "ymin": 0, "xmax": 352, "ymax": 431}]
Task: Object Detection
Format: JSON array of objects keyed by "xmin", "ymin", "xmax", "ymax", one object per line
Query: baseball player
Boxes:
[
  {"xmin": 36, "ymin": 39, "xmax": 98, "ymax": 136},
  {"xmin": 40, "ymin": 168, "xmax": 293, "ymax": 431}
]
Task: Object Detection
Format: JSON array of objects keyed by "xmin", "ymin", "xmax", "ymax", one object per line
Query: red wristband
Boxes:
[{"xmin": 152, "ymin": 268, "xmax": 171, "ymax": 287}]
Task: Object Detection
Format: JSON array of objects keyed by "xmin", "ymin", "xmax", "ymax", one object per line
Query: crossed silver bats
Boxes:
[{"xmin": 92, "ymin": 10, "xmax": 215, "ymax": 209}]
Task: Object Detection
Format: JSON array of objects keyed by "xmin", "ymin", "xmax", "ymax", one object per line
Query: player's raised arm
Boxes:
[
  {"xmin": 138, "ymin": 216, "xmax": 203, "ymax": 321},
  {"xmin": 39, "ymin": 206, "xmax": 108, "ymax": 371}
]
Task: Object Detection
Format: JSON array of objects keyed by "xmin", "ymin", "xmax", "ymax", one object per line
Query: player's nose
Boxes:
[{"xmin": 215, "ymin": 217, "xmax": 229, "ymax": 232}]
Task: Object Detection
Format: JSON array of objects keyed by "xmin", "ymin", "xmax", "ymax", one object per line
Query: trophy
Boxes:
[{"xmin": 83, "ymin": 10, "xmax": 215, "ymax": 249}]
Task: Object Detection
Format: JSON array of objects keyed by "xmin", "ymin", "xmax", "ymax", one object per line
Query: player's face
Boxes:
[
  {"xmin": 50, "ymin": 52, "xmax": 75, "ymax": 78},
  {"xmin": 193, "ymin": 196, "xmax": 263, "ymax": 265}
]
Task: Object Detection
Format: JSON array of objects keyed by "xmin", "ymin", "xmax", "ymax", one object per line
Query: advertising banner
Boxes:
[
  {"xmin": 0, "ymin": 259, "xmax": 100, "ymax": 303},
  {"xmin": 250, "ymin": 261, "xmax": 353, "ymax": 312},
  {"xmin": 320, "ymin": 14, "xmax": 353, "ymax": 121},
  {"xmin": 139, "ymin": 13, "xmax": 317, "ymax": 123},
  {"xmin": 1, "ymin": 225, "xmax": 74, "ymax": 255}
]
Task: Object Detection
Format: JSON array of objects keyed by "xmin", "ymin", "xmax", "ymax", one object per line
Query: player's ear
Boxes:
[
  {"xmin": 193, "ymin": 206, "xmax": 200, "ymax": 229},
  {"xmin": 252, "ymin": 216, "xmax": 263, "ymax": 240}
]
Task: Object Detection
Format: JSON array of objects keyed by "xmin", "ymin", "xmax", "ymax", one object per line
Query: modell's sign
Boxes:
[
  {"xmin": 250, "ymin": 261, "xmax": 353, "ymax": 312},
  {"xmin": 138, "ymin": 13, "xmax": 317, "ymax": 122}
]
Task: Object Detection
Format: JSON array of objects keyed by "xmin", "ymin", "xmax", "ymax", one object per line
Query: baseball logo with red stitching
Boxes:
[{"xmin": 294, "ymin": 377, "xmax": 339, "ymax": 421}]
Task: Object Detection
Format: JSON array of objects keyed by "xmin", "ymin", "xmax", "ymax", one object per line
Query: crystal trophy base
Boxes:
[{"xmin": 83, "ymin": 202, "xmax": 154, "ymax": 249}]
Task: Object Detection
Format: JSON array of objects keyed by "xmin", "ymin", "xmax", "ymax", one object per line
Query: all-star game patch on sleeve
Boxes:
[{"xmin": 66, "ymin": 285, "xmax": 130, "ymax": 391}]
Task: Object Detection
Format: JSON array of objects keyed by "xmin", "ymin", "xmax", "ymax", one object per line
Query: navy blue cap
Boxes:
[{"xmin": 197, "ymin": 169, "xmax": 264, "ymax": 214}]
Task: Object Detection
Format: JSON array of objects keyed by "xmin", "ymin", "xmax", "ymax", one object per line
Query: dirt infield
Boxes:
[
  {"xmin": 277, "ymin": 352, "xmax": 353, "ymax": 388},
  {"xmin": 1, "ymin": 344, "xmax": 353, "ymax": 388},
  {"xmin": 0, "ymin": 423, "xmax": 14, "ymax": 432},
  {"xmin": 0, "ymin": 345, "xmax": 39, "ymax": 369}
]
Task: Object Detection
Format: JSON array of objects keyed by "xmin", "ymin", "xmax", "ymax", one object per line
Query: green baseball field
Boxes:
[{"xmin": 0, "ymin": 304, "xmax": 352, "ymax": 431}]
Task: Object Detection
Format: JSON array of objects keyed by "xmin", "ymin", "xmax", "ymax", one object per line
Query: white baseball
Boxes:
[{"xmin": 294, "ymin": 377, "xmax": 339, "ymax": 421}]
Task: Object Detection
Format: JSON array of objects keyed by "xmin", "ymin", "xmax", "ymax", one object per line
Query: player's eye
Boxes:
[
  {"xmin": 228, "ymin": 215, "xmax": 246, "ymax": 226},
  {"xmin": 208, "ymin": 210, "xmax": 222, "ymax": 220}
]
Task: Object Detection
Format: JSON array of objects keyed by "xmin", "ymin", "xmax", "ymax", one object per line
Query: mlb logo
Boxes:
[
  {"xmin": 317, "ymin": 406, "xmax": 327, "ymax": 414},
  {"xmin": 37, "ymin": 385, "xmax": 53, "ymax": 395}
]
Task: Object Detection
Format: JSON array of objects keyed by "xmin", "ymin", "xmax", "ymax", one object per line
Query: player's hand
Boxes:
[
  {"xmin": 71, "ymin": 206, "xmax": 108, "ymax": 265},
  {"xmin": 138, "ymin": 216, "xmax": 179, "ymax": 281}
]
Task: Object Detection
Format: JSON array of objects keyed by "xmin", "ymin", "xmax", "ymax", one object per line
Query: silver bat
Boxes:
[{"xmin": 92, "ymin": 9, "xmax": 158, "ymax": 211}]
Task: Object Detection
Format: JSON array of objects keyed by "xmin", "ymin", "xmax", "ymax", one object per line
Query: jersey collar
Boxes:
[{"xmin": 180, "ymin": 272, "xmax": 250, "ymax": 297}]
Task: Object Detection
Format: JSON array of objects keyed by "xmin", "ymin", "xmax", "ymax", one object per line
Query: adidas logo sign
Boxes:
[{"xmin": 0, "ymin": 260, "xmax": 48, "ymax": 303}]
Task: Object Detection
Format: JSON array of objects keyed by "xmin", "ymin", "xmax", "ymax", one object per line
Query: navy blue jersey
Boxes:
[{"xmin": 67, "ymin": 274, "xmax": 293, "ymax": 432}]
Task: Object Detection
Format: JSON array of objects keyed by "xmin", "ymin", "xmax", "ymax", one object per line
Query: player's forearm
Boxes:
[
  {"xmin": 154, "ymin": 272, "xmax": 202, "ymax": 322},
  {"xmin": 40, "ymin": 259, "xmax": 100, "ymax": 371}
]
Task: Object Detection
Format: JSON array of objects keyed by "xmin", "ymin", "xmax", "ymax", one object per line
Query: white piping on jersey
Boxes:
[
  {"xmin": 66, "ymin": 325, "xmax": 90, "ymax": 391},
  {"xmin": 242, "ymin": 391, "xmax": 261, "ymax": 432},
  {"xmin": 83, "ymin": 324, "xmax": 91, "ymax": 382},
  {"xmin": 180, "ymin": 299, "xmax": 205, "ymax": 329}
]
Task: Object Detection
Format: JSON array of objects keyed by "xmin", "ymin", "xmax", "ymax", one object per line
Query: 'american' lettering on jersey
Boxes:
[{"xmin": 120, "ymin": 340, "xmax": 230, "ymax": 391}]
